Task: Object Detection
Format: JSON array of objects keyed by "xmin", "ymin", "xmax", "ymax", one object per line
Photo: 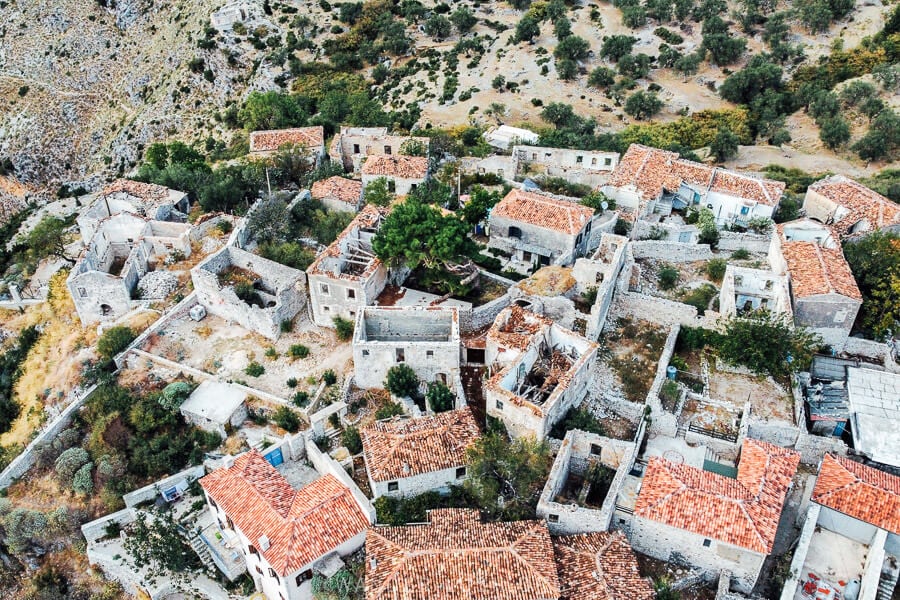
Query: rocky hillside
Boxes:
[{"xmin": 0, "ymin": 0, "xmax": 896, "ymax": 194}]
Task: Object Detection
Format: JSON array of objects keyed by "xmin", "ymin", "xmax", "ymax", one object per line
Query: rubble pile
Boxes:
[{"xmin": 137, "ymin": 271, "xmax": 179, "ymax": 299}]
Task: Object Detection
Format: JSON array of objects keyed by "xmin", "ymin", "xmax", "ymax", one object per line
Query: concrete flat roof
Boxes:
[
  {"xmin": 847, "ymin": 367, "xmax": 900, "ymax": 467},
  {"xmin": 181, "ymin": 380, "xmax": 247, "ymax": 424}
]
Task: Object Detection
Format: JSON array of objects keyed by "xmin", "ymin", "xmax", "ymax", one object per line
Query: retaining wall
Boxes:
[
  {"xmin": 0, "ymin": 384, "xmax": 98, "ymax": 490},
  {"xmin": 122, "ymin": 465, "xmax": 206, "ymax": 508},
  {"xmin": 81, "ymin": 508, "xmax": 136, "ymax": 544}
]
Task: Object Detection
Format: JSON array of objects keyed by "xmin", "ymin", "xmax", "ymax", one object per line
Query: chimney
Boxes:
[
  {"xmin": 222, "ymin": 455, "xmax": 235, "ymax": 469},
  {"xmin": 369, "ymin": 557, "xmax": 377, "ymax": 569},
  {"xmin": 402, "ymin": 463, "xmax": 410, "ymax": 475},
  {"xmin": 259, "ymin": 535, "xmax": 270, "ymax": 551}
]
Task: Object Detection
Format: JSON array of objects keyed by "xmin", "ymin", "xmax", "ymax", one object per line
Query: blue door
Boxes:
[{"xmin": 264, "ymin": 448, "xmax": 284, "ymax": 467}]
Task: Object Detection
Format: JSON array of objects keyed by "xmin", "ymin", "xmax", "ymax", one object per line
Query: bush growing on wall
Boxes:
[
  {"xmin": 385, "ymin": 364, "xmax": 419, "ymax": 398},
  {"xmin": 97, "ymin": 326, "xmax": 136, "ymax": 360}
]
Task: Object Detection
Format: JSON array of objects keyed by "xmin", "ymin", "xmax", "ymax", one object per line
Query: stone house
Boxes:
[
  {"xmin": 488, "ymin": 189, "xmax": 597, "ymax": 271},
  {"xmin": 310, "ymin": 176, "xmax": 363, "ymax": 213},
  {"xmin": 67, "ymin": 212, "xmax": 192, "ymax": 325},
  {"xmin": 200, "ymin": 449, "xmax": 373, "ymax": 600},
  {"xmin": 352, "ymin": 306, "xmax": 461, "ymax": 392},
  {"xmin": 192, "ymin": 245, "xmax": 307, "ymax": 340},
  {"xmin": 360, "ymin": 155, "xmax": 429, "ymax": 196},
  {"xmin": 483, "ymin": 124, "xmax": 540, "ymax": 150},
  {"xmin": 769, "ymin": 221, "xmax": 861, "ymax": 350},
  {"xmin": 76, "ymin": 179, "xmax": 189, "ymax": 244},
  {"xmin": 513, "ymin": 145, "xmax": 620, "ymax": 187},
  {"xmin": 630, "ymin": 438, "xmax": 800, "ymax": 593},
  {"xmin": 306, "ymin": 205, "xmax": 388, "ymax": 328},
  {"xmin": 780, "ymin": 455, "xmax": 900, "ymax": 600},
  {"xmin": 602, "ymin": 144, "xmax": 784, "ymax": 228},
  {"xmin": 360, "ymin": 407, "xmax": 480, "ymax": 498},
  {"xmin": 328, "ymin": 126, "xmax": 429, "ymax": 173},
  {"xmin": 571, "ymin": 232, "xmax": 628, "ymax": 340},
  {"xmin": 364, "ymin": 508, "xmax": 652, "ymax": 600},
  {"xmin": 249, "ymin": 126, "xmax": 326, "ymax": 164},
  {"xmin": 179, "ymin": 381, "xmax": 248, "ymax": 438},
  {"xmin": 719, "ymin": 265, "xmax": 792, "ymax": 319},
  {"xmin": 484, "ymin": 306, "xmax": 598, "ymax": 440},
  {"xmin": 536, "ymin": 429, "xmax": 638, "ymax": 534},
  {"xmin": 803, "ymin": 175, "xmax": 900, "ymax": 238}
]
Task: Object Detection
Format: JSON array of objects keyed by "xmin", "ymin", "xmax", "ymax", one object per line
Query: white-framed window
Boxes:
[
  {"xmin": 388, "ymin": 481, "xmax": 399, "ymax": 491},
  {"xmin": 320, "ymin": 283, "xmax": 330, "ymax": 295}
]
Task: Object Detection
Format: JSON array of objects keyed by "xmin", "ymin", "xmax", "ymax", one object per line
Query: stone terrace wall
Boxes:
[
  {"xmin": 631, "ymin": 241, "xmax": 714, "ymax": 262},
  {"xmin": 0, "ymin": 384, "xmax": 98, "ymax": 490},
  {"xmin": 717, "ymin": 231, "xmax": 771, "ymax": 254}
]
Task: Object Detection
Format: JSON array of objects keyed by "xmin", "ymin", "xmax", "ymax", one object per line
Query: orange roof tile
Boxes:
[
  {"xmin": 361, "ymin": 155, "xmax": 428, "ymax": 179},
  {"xmin": 606, "ymin": 144, "xmax": 783, "ymax": 206},
  {"xmin": 200, "ymin": 450, "xmax": 370, "ymax": 576},
  {"xmin": 492, "ymin": 189, "xmax": 595, "ymax": 235},
  {"xmin": 780, "ymin": 240, "xmax": 861, "ymax": 300},
  {"xmin": 365, "ymin": 508, "xmax": 560, "ymax": 600},
  {"xmin": 809, "ymin": 175, "xmax": 900, "ymax": 236},
  {"xmin": 311, "ymin": 176, "xmax": 363, "ymax": 206},
  {"xmin": 634, "ymin": 439, "xmax": 799, "ymax": 553},
  {"xmin": 811, "ymin": 454, "xmax": 900, "ymax": 534},
  {"xmin": 553, "ymin": 532, "xmax": 655, "ymax": 600},
  {"xmin": 306, "ymin": 204, "xmax": 387, "ymax": 280},
  {"xmin": 249, "ymin": 126, "xmax": 325, "ymax": 153},
  {"xmin": 361, "ymin": 408, "xmax": 481, "ymax": 483}
]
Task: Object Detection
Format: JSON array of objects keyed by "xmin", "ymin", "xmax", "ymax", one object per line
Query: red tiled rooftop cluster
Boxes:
[
  {"xmin": 634, "ymin": 439, "xmax": 800, "ymax": 553},
  {"xmin": 812, "ymin": 454, "xmax": 900, "ymax": 534},
  {"xmin": 492, "ymin": 189, "xmax": 595, "ymax": 235}
]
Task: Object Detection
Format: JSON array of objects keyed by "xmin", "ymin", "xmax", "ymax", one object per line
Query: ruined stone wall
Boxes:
[
  {"xmin": 717, "ymin": 231, "xmax": 771, "ymax": 254},
  {"xmin": 631, "ymin": 240, "xmax": 715, "ymax": 262},
  {"xmin": 629, "ymin": 518, "xmax": 765, "ymax": 594}
]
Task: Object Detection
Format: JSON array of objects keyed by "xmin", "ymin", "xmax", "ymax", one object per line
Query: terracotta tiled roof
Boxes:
[
  {"xmin": 809, "ymin": 175, "xmax": 900, "ymax": 235},
  {"xmin": 710, "ymin": 170, "xmax": 785, "ymax": 207},
  {"xmin": 306, "ymin": 204, "xmax": 387, "ymax": 280},
  {"xmin": 492, "ymin": 189, "xmax": 595, "ymax": 235},
  {"xmin": 634, "ymin": 439, "xmax": 799, "ymax": 553},
  {"xmin": 361, "ymin": 408, "xmax": 480, "ymax": 483},
  {"xmin": 365, "ymin": 508, "xmax": 560, "ymax": 600},
  {"xmin": 811, "ymin": 454, "xmax": 900, "ymax": 534},
  {"xmin": 102, "ymin": 179, "xmax": 176, "ymax": 202},
  {"xmin": 606, "ymin": 144, "xmax": 784, "ymax": 206},
  {"xmin": 249, "ymin": 126, "xmax": 325, "ymax": 153},
  {"xmin": 311, "ymin": 176, "xmax": 363, "ymax": 206},
  {"xmin": 361, "ymin": 155, "xmax": 428, "ymax": 179},
  {"xmin": 553, "ymin": 532, "xmax": 655, "ymax": 600},
  {"xmin": 487, "ymin": 305, "xmax": 553, "ymax": 352},
  {"xmin": 200, "ymin": 450, "xmax": 370, "ymax": 576},
  {"xmin": 780, "ymin": 240, "xmax": 861, "ymax": 300}
]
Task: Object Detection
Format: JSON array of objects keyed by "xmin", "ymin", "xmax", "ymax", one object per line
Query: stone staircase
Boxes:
[
  {"xmin": 877, "ymin": 561, "xmax": 900, "ymax": 600},
  {"xmin": 188, "ymin": 529, "xmax": 214, "ymax": 566}
]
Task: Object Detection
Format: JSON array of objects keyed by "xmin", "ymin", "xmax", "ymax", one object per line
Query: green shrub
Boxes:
[
  {"xmin": 97, "ymin": 326, "xmax": 136, "ymax": 360},
  {"xmin": 245, "ymin": 362, "xmax": 265, "ymax": 377},
  {"xmin": 385, "ymin": 364, "xmax": 419, "ymax": 398},
  {"xmin": 273, "ymin": 406, "xmax": 301, "ymax": 432},
  {"xmin": 549, "ymin": 407, "xmax": 605, "ymax": 439},
  {"xmin": 341, "ymin": 426, "xmax": 362, "ymax": 454},
  {"xmin": 375, "ymin": 400, "xmax": 404, "ymax": 420},
  {"xmin": 658, "ymin": 265, "xmax": 680, "ymax": 290},
  {"xmin": 159, "ymin": 382, "xmax": 193, "ymax": 411},
  {"xmin": 731, "ymin": 248, "xmax": 751, "ymax": 260},
  {"xmin": 55, "ymin": 447, "xmax": 90, "ymax": 485},
  {"xmin": 293, "ymin": 391, "xmax": 310, "ymax": 407},
  {"xmin": 681, "ymin": 284, "xmax": 718, "ymax": 315},
  {"xmin": 333, "ymin": 316, "xmax": 355, "ymax": 341},
  {"xmin": 286, "ymin": 377, "xmax": 298, "ymax": 388},
  {"xmin": 288, "ymin": 344, "xmax": 310, "ymax": 359},
  {"xmin": 280, "ymin": 319, "xmax": 294, "ymax": 333},
  {"xmin": 705, "ymin": 258, "xmax": 727, "ymax": 282},
  {"xmin": 669, "ymin": 355, "xmax": 689, "ymax": 371},
  {"xmin": 264, "ymin": 347, "xmax": 278, "ymax": 359},
  {"xmin": 215, "ymin": 220, "xmax": 233, "ymax": 234},
  {"xmin": 72, "ymin": 462, "xmax": 94, "ymax": 495},
  {"xmin": 322, "ymin": 369, "xmax": 337, "ymax": 385},
  {"xmin": 426, "ymin": 381, "xmax": 454, "ymax": 413}
]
